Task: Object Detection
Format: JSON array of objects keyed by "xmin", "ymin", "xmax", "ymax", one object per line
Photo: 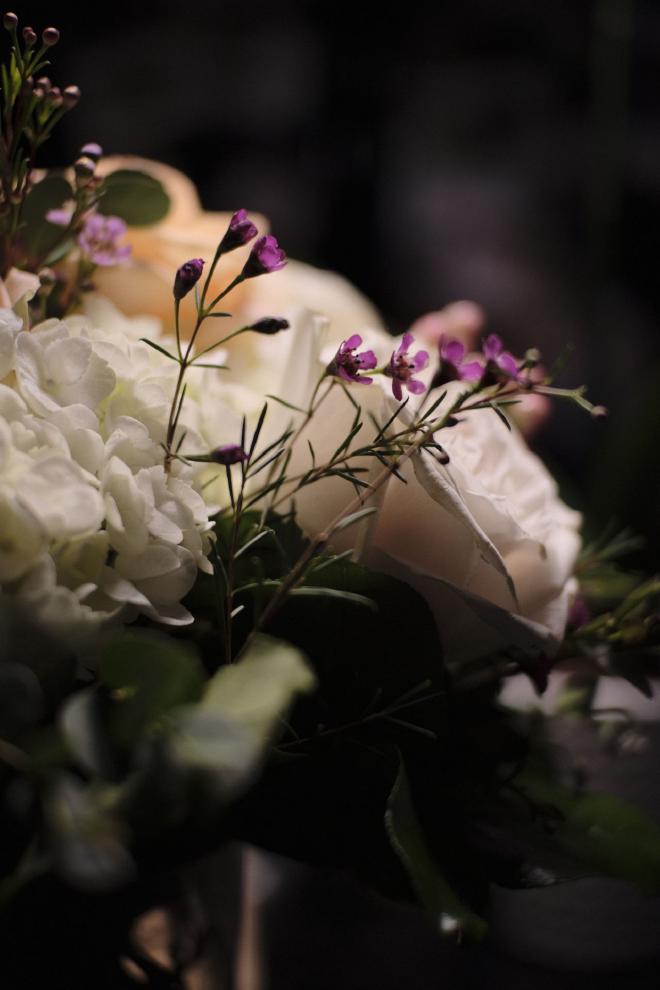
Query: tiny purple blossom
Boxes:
[
  {"xmin": 437, "ymin": 335, "xmax": 484, "ymax": 384},
  {"xmin": 219, "ymin": 209, "xmax": 258, "ymax": 253},
  {"xmin": 46, "ymin": 206, "xmax": 74, "ymax": 227},
  {"xmin": 327, "ymin": 334, "xmax": 378, "ymax": 385},
  {"xmin": 385, "ymin": 332, "xmax": 429, "ymax": 401},
  {"xmin": 77, "ymin": 213, "xmax": 131, "ymax": 267},
  {"xmin": 210, "ymin": 444, "xmax": 249, "ymax": 465},
  {"xmin": 173, "ymin": 258, "xmax": 205, "ymax": 300},
  {"xmin": 241, "ymin": 235, "xmax": 287, "ymax": 279},
  {"xmin": 482, "ymin": 334, "xmax": 519, "ymax": 379}
]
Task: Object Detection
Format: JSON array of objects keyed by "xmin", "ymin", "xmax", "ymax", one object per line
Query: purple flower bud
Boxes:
[
  {"xmin": 482, "ymin": 334, "xmax": 519, "ymax": 380},
  {"xmin": 241, "ymin": 235, "xmax": 287, "ymax": 279},
  {"xmin": 210, "ymin": 444, "xmax": 249, "ymax": 465},
  {"xmin": 173, "ymin": 258, "xmax": 205, "ymax": 300},
  {"xmin": 42, "ymin": 26, "xmax": 60, "ymax": 46},
  {"xmin": 249, "ymin": 317, "xmax": 289, "ymax": 335},
  {"xmin": 219, "ymin": 209, "xmax": 258, "ymax": 253},
  {"xmin": 80, "ymin": 142, "xmax": 102, "ymax": 161},
  {"xmin": 327, "ymin": 335, "xmax": 378, "ymax": 385}
]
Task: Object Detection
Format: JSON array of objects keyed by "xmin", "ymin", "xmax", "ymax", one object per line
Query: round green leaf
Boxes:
[{"xmin": 98, "ymin": 169, "xmax": 170, "ymax": 226}]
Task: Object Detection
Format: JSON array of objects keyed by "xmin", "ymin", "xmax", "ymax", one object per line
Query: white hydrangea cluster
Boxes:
[{"xmin": 0, "ymin": 287, "xmax": 244, "ymax": 637}]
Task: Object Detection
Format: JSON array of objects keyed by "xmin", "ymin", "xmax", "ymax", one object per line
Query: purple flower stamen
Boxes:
[
  {"xmin": 385, "ymin": 332, "xmax": 429, "ymax": 401},
  {"xmin": 219, "ymin": 209, "xmax": 259, "ymax": 253},
  {"xmin": 327, "ymin": 334, "xmax": 378, "ymax": 385},
  {"xmin": 241, "ymin": 235, "xmax": 287, "ymax": 279},
  {"xmin": 173, "ymin": 258, "xmax": 205, "ymax": 300},
  {"xmin": 77, "ymin": 213, "xmax": 131, "ymax": 267}
]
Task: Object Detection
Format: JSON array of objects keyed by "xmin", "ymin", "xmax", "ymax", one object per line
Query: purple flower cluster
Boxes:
[
  {"xmin": 436, "ymin": 333, "xmax": 521, "ymax": 386},
  {"xmin": 77, "ymin": 213, "xmax": 131, "ymax": 267}
]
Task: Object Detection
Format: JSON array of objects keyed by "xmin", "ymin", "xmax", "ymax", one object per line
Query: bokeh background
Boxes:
[{"xmin": 28, "ymin": 0, "xmax": 660, "ymax": 569}]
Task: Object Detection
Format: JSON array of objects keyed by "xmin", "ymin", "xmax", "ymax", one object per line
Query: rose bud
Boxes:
[
  {"xmin": 173, "ymin": 258, "xmax": 204, "ymax": 300},
  {"xmin": 219, "ymin": 209, "xmax": 258, "ymax": 253},
  {"xmin": 241, "ymin": 235, "xmax": 287, "ymax": 279},
  {"xmin": 249, "ymin": 317, "xmax": 289, "ymax": 335},
  {"xmin": 210, "ymin": 444, "xmax": 248, "ymax": 465}
]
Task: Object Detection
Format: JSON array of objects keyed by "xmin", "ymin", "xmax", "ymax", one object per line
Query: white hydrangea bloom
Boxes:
[{"xmin": 0, "ymin": 292, "xmax": 243, "ymax": 637}]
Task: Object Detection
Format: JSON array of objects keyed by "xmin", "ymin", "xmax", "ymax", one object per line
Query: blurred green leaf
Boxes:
[
  {"xmin": 99, "ymin": 169, "xmax": 170, "ymax": 226},
  {"xmin": 21, "ymin": 173, "xmax": 72, "ymax": 257},
  {"xmin": 385, "ymin": 754, "xmax": 487, "ymax": 939},
  {"xmin": 203, "ymin": 634, "xmax": 315, "ymax": 742},
  {"xmin": 45, "ymin": 773, "xmax": 134, "ymax": 892}
]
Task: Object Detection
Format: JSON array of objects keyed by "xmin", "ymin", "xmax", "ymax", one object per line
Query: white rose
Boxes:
[{"xmin": 240, "ymin": 309, "xmax": 581, "ymax": 657}]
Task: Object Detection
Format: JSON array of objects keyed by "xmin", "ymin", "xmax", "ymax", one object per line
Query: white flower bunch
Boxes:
[{"xmin": 0, "ymin": 287, "xmax": 240, "ymax": 636}]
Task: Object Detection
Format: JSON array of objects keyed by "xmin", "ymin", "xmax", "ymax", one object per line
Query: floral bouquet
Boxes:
[{"xmin": 1, "ymin": 14, "xmax": 659, "ymax": 988}]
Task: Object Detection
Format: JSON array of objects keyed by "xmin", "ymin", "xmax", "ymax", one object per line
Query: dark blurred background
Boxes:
[{"xmin": 28, "ymin": 0, "xmax": 660, "ymax": 562}]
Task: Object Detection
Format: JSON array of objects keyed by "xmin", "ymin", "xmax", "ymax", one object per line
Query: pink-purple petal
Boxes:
[
  {"xmin": 407, "ymin": 378, "xmax": 427, "ymax": 395},
  {"xmin": 344, "ymin": 333, "xmax": 363, "ymax": 350},
  {"xmin": 459, "ymin": 360, "xmax": 485, "ymax": 381},
  {"xmin": 359, "ymin": 349, "xmax": 378, "ymax": 370},
  {"xmin": 482, "ymin": 334, "xmax": 503, "ymax": 361},
  {"xmin": 412, "ymin": 350, "xmax": 429, "ymax": 372},
  {"xmin": 497, "ymin": 352, "xmax": 519, "ymax": 378},
  {"xmin": 441, "ymin": 339, "xmax": 465, "ymax": 365}
]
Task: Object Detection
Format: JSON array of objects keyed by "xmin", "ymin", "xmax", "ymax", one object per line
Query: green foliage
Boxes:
[
  {"xmin": 98, "ymin": 169, "xmax": 170, "ymax": 226},
  {"xmin": 20, "ymin": 173, "xmax": 73, "ymax": 259}
]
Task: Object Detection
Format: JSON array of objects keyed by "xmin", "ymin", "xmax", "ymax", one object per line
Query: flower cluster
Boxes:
[{"xmin": 0, "ymin": 283, "xmax": 248, "ymax": 636}]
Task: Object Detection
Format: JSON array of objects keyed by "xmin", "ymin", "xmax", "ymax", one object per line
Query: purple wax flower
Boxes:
[
  {"xmin": 385, "ymin": 332, "xmax": 429, "ymax": 401},
  {"xmin": 173, "ymin": 257, "xmax": 205, "ymax": 300},
  {"xmin": 219, "ymin": 209, "xmax": 258, "ymax": 253},
  {"xmin": 77, "ymin": 213, "xmax": 131, "ymax": 267},
  {"xmin": 482, "ymin": 334, "xmax": 519, "ymax": 379},
  {"xmin": 210, "ymin": 444, "xmax": 249, "ymax": 465},
  {"xmin": 437, "ymin": 335, "xmax": 485, "ymax": 384},
  {"xmin": 327, "ymin": 334, "xmax": 378, "ymax": 385},
  {"xmin": 46, "ymin": 206, "xmax": 74, "ymax": 227},
  {"xmin": 249, "ymin": 317, "xmax": 290, "ymax": 335},
  {"xmin": 241, "ymin": 235, "xmax": 287, "ymax": 279}
]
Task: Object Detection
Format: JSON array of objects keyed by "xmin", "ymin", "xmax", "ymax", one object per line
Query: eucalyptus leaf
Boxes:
[{"xmin": 98, "ymin": 169, "xmax": 170, "ymax": 226}]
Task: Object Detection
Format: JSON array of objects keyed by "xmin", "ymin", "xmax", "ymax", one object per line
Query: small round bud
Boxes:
[
  {"xmin": 524, "ymin": 348, "xmax": 541, "ymax": 365},
  {"xmin": 63, "ymin": 85, "xmax": 81, "ymax": 108},
  {"xmin": 74, "ymin": 156, "xmax": 96, "ymax": 182},
  {"xmin": 38, "ymin": 267, "xmax": 56, "ymax": 286},
  {"xmin": 42, "ymin": 26, "xmax": 60, "ymax": 46},
  {"xmin": 80, "ymin": 142, "xmax": 102, "ymax": 161},
  {"xmin": 591, "ymin": 405, "xmax": 608, "ymax": 418},
  {"xmin": 46, "ymin": 86, "xmax": 62, "ymax": 107},
  {"xmin": 22, "ymin": 25, "xmax": 36, "ymax": 45},
  {"xmin": 35, "ymin": 76, "xmax": 52, "ymax": 93},
  {"xmin": 3, "ymin": 12, "xmax": 18, "ymax": 31}
]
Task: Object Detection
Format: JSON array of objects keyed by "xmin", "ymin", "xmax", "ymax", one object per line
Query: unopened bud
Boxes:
[
  {"xmin": 524, "ymin": 348, "xmax": 541, "ymax": 365},
  {"xmin": 42, "ymin": 26, "xmax": 59, "ymax": 46},
  {"xmin": 22, "ymin": 25, "xmax": 36, "ymax": 45},
  {"xmin": 173, "ymin": 258, "xmax": 204, "ymax": 300},
  {"xmin": 47, "ymin": 86, "xmax": 62, "ymax": 107},
  {"xmin": 74, "ymin": 156, "xmax": 96, "ymax": 180},
  {"xmin": 35, "ymin": 76, "xmax": 52, "ymax": 93},
  {"xmin": 210, "ymin": 444, "xmax": 248, "ymax": 466},
  {"xmin": 80, "ymin": 142, "xmax": 102, "ymax": 161},
  {"xmin": 63, "ymin": 85, "xmax": 81, "ymax": 108},
  {"xmin": 38, "ymin": 267, "xmax": 56, "ymax": 287},
  {"xmin": 591, "ymin": 405, "xmax": 608, "ymax": 418},
  {"xmin": 3, "ymin": 12, "xmax": 18, "ymax": 31},
  {"xmin": 249, "ymin": 317, "xmax": 289, "ymax": 335}
]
